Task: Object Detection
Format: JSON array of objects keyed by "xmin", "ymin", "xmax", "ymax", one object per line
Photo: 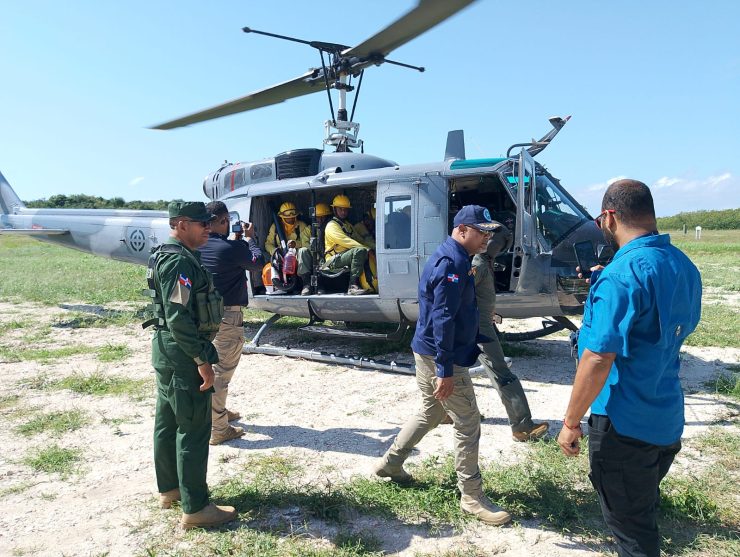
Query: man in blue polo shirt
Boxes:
[
  {"xmin": 558, "ymin": 179, "xmax": 702, "ymax": 557},
  {"xmin": 374, "ymin": 205, "xmax": 511, "ymax": 526}
]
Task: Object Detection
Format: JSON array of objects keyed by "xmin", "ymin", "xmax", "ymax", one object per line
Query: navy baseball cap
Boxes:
[{"xmin": 453, "ymin": 205, "xmax": 497, "ymax": 231}]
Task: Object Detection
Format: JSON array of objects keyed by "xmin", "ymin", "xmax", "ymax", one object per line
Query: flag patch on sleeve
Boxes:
[
  {"xmin": 447, "ymin": 273, "xmax": 459, "ymax": 283},
  {"xmin": 178, "ymin": 274, "xmax": 192, "ymax": 289}
]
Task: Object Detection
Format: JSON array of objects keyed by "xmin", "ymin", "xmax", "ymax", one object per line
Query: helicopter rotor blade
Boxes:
[
  {"xmin": 343, "ymin": 0, "xmax": 477, "ymax": 59},
  {"xmin": 151, "ymin": 69, "xmax": 322, "ymax": 130}
]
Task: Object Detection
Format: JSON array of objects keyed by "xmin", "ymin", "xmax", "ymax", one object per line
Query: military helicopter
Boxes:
[{"xmin": 0, "ymin": 0, "xmax": 608, "ymax": 368}]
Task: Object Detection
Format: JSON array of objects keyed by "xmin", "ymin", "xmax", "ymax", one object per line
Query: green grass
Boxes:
[
  {"xmin": 0, "ymin": 394, "xmax": 20, "ymax": 411},
  {"xmin": 156, "ymin": 440, "xmax": 737, "ymax": 555},
  {"xmin": 671, "ymin": 230, "xmax": 740, "ymax": 292},
  {"xmin": 16, "ymin": 409, "xmax": 89, "ymax": 437},
  {"xmin": 0, "ymin": 319, "xmax": 29, "ymax": 335},
  {"xmin": 97, "ymin": 343, "xmax": 133, "ymax": 362},
  {"xmin": 52, "ymin": 371, "xmax": 150, "ymax": 398},
  {"xmin": 23, "ymin": 444, "xmax": 82, "ymax": 477},
  {"xmin": 0, "ymin": 481, "xmax": 37, "ymax": 499},
  {"xmin": 685, "ymin": 304, "xmax": 740, "ymax": 348},
  {"xmin": 1, "ymin": 343, "xmax": 134, "ymax": 364},
  {"xmin": 0, "ymin": 344, "xmax": 96, "ymax": 363},
  {"xmin": 0, "ymin": 235, "xmax": 146, "ymax": 304},
  {"xmin": 713, "ymin": 369, "xmax": 740, "ymax": 401}
]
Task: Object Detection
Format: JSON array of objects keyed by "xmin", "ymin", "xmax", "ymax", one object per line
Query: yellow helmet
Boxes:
[
  {"xmin": 278, "ymin": 201, "xmax": 298, "ymax": 220},
  {"xmin": 331, "ymin": 194, "xmax": 351, "ymax": 209},
  {"xmin": 315, "ymin": 202, "xmax": 332, "ymax": 217}
]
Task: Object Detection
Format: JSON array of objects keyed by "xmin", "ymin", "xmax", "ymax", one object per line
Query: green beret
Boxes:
[{"xmin": 168, "ymin": 201, "xmax": 214, "ymax": 221}]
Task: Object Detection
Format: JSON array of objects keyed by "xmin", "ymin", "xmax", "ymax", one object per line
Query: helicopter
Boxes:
[{"xmin": 0, "ymin": 0, "xmax": 609, "ymax": 367}]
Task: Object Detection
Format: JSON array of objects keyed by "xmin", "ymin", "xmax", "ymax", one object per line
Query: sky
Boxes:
[{"xmin": 1, "ymin": 0, "xmax": 738, "ymax": 217}]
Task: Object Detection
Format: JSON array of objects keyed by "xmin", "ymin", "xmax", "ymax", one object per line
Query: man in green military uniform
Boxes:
[
  {"xmin": 146, "ymin": 201, "xmax": 237, "ymax": 529},
  {"xmin": 472, "ymin": 224, "xmax": 549, "ymax": 442}
]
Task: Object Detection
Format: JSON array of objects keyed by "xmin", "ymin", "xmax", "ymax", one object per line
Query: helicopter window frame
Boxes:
[{"xmin": 383, "ymin": 195, "xmax": 412, "ymax": 250}]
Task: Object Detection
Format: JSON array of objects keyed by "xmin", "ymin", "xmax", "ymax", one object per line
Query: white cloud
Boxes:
[
  {"xmin": 653, "ymin": 176, "xmax": 681, "ymax": 189},
  {"xmin": 586, "ymin": 175, "xmax": 626, "ymax": 192},
  {"xmin": 571, "ymin": 172, "xmax": 738, "ymax": 217},
  {"xmin": 129, "ymin": 176, "xmax": 145, "ymax": 187}
]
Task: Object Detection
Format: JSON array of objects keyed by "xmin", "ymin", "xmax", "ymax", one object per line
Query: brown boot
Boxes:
[
  {"xmin": 512, "ymin": 422, "xmax": 549, "ymax": 442},
  {"xmin": 373, "ymin": 459, "xmax": 413, "ymax": 484},
  {"xmin": 226, "ymin": 409, "xmax": 241, "ymax": 422},
  {"xmin": 160, "ymin": 487, "xmax": 180, "ymax": 509},
  {"xmin": 460, "ymin": 494, "xmax": 511, "ymax": 526},
  {"xmin": 210, "ymin": 425, "xmax": 245, "ymax": 445},
  {"xmin": 181, "ymin": 502, "xmax": 237, "ymax": 529}
]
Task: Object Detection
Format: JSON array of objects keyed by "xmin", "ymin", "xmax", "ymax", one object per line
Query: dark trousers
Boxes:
[
  {"xmin": 588, "ymin": 414, "xmax": 681, "ymax": 557},
  {"xmin": 154, "ymin": 365, "xmax": 212, "ymax": 514}
]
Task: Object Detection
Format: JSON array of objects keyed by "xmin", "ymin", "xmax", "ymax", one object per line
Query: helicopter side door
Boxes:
[
  {"xmin": 511, "ymin": 148, "xmax": 537, "ymax": 292},
  {"xmin": 376, "ymin": 179, "xmax": 419, "ymax": 299}
]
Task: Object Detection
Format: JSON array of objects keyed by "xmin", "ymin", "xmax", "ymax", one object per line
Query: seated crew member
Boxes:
[
  {"xmin": 352, "ymin": 208, "xmax": 376, "ymax": 249},
  {"xmin": 324, "ymin": 195, "xmax": 371, "ymax": 295},
  {"xmin": 265, "ymin": 201, "xmax": 313, "ymax": 296}
]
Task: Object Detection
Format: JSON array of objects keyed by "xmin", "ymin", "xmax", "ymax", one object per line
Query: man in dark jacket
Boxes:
[
  {"xmin": 374, "ymin": 205, "xmax": 511, "ymax": 526},
  {"xmin": 200, "ymin": 201, "xmax": 265, "ymax": 445}
]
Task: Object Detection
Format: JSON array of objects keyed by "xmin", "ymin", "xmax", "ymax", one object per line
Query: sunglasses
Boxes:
[
  {"xmin": 595, "ymin": 209, "xmax": 616, "ymax": 229},
  {"xmin": 466, "ymin": 226, "xmax": 493, "ymax": 238},
  {"xmin": 280, "ymin": 210, "xmax": 298, "ymax": 218}
]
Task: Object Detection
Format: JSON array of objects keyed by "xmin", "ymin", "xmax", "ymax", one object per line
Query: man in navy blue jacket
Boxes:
[
  {"xmin": 375, "ymin": 205, "xmax": 511, "ymax": 526},
  {"xmin": 200, "ymin": 201, "xmax": 265, "ymax": 445},
  {"xmin": 558, "ymin": 180, "xmax": 701, "ymax": 557}
]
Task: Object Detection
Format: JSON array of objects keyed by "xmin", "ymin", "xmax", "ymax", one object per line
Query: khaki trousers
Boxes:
[
  {"xmin": 381, "ymin": 353, "xmax": 483, "ymax": 497},
  {"xmin": 210, "ymin": 307, "xmax": 245, "ymax": 434}
]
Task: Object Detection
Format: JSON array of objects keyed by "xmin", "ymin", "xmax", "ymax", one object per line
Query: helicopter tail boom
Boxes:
[{"xmin": 0, "ymin": 171, "xmax": 25, "ymax": 216}]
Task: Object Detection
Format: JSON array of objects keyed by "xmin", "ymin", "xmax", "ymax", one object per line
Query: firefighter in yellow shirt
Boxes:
[
  {"xmin": 265, "ymin": 202, "xmax": 313, "ymax": 295},
  {"xmin": 352, "ymin": 207, "xmax": 376, "ymax": 249},
  {"xmin": 324, "ymin": 195, "xmax": 371, "ymax": 295}
]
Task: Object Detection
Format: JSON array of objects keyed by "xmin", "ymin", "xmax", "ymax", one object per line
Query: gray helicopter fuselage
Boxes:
[{"xmin": 0, "ymin": 147, "xmax": 601, "ymax": 326}]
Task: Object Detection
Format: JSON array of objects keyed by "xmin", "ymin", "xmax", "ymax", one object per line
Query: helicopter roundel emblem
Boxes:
[
  {"xmin": 129, "ymin": 229, "xmax": 147, "ymax": 252},
  {"xmin": 483, "ymin": 208, "xmax": 492, "ymax": 222}
]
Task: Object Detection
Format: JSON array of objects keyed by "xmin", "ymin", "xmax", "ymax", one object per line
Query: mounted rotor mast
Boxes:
[{"xmin": 151, "ymin": 0, "xmax": 476, "ymax": 153}]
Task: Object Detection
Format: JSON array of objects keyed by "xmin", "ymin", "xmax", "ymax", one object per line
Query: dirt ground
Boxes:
[{"xmin": 0, "ymin": 301, "xmax": 737, "ymax": 556}]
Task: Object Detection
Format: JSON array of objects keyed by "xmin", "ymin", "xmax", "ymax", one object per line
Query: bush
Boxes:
[{"xmin": 657, "ymin": 208, "xmax": 740, "ymax": 230}]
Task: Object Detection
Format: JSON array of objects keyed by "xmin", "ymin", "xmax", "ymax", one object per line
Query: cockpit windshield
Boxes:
[{"xmin": 535, "ymin": 173, "xmax": 590, "ymax": 248}]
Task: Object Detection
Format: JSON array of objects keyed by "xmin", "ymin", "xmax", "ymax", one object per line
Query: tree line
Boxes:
[
  {"xmin": 24, "ymin": 194, "xmax": 175, "ymax": 210},
  {"xmin": 657, "ymin": 208, "xmax": 740, "ymax": 230},
  {"xmin": 23, "ymin": 195, "xmax": 739, "ymax": 230}
]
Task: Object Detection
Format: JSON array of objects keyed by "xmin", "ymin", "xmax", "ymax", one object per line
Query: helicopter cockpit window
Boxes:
[
  {"xmin": 535, "ymin": 173, "xmax": 589, "ymax": 248},
  {"xmin": 384, "ymin": 195, "xmax": 411, "ymax": 249},
  {"xmin": 223, "ymin": 168, "xmax": 246, "ymax": 192}
]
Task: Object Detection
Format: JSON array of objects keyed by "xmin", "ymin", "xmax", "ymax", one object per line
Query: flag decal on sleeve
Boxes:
[{"xmin": 447, "ymin": 273, "xmax": 459, "ymax": 283}]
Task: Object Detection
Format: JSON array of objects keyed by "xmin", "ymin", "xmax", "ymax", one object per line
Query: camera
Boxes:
[{"xmin": 231, "ymin": 222, "xmax": 244, "ymax": 234}]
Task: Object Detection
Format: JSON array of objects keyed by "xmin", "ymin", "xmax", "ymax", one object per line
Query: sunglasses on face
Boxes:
[
  {"xmin": 467, "ymin": 226, "xmax": 492, "ymax": 239},
  {"xmin": 595, "ymin": 209, "xmax": 616, "ymax": 229},
  {"xmin": 280, "ymin": 210, "xmax": 298, "ymax": 218}
]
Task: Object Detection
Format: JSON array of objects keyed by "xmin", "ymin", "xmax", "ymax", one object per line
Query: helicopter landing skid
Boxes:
[
  {"xmin": 499, "ymin": 316, "xmax": 577, "ymax": 342},
  {"xmin": 299, "ymin": 298, "xmax": 412, "ymax": 341}
]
